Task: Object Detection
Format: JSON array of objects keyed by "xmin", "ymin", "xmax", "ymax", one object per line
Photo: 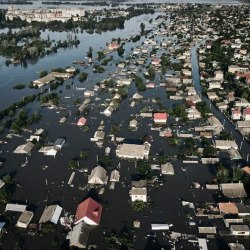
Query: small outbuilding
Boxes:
[
  {"xmin": 161, "ymin": 163, "xmax": 174, "ymax": 175},
  {"xmin": 230, "ymin": 225, "xmax": 250, "ymax": 236},
  {"xmin": 16, "ymin": 210, "xmax": 34, "ymax": 228},
  {"xmin": 110, "ymin": 170, "xmax": 120, "ymax": 182},
  {"xmin": 77, "ymin": 117, "xmax": 87, "ymax": 126}
]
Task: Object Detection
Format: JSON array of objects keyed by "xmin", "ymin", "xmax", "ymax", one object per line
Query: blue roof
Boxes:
[{"xmin": 0, "ymin": 222, "xmax": 6, "ymax": 229}]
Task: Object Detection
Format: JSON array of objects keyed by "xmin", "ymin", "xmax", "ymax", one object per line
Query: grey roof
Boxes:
[
  {"xmin": 132, "ymin": 180, "xmax": 147, "ymax": 188},
  {"xmin": 131, "ymin": 188, "xmax": 147, "ymax": 196},
  {"xmin": 228, "ymin": 148, "xmax": 242, "ymax": 160},
  {"xmin": 230, "ymin": 224, "xmax": 250, "ymax": 232},
  {"xmin": 94, "ymin": 131, "xmax": 105, "ymax": 140},
  {"xmin": 54, "ymin": 138, "xmax": 65, "ymax": 147},
  {"xmin": 0, "ymin": 180, "xmax": 5, "ymax": 189},
  {"xmin": 14, "ymin": 142, "xmax": 34, "ymax": 154},
  {"xmin": 88, "ymin": 166, "xmax": 107, "ymax": 184},
  {"xmin": 67, "ymin": 221, "xmax": 91, "ymax": 248},
  {"xmin": 237, "ymin": 121, "xmax": 250, "ymax": 128},
  {"xmin": 215, "ymin": 140, "xmax": 238, "ymax": 149},
  {"xmin": 235, "ymin": 203, "xmax": 250, "ymax": 214},
  {"xmin": 5, "ymin": 204, "xmax": 27, "ymax": 212},
  {"xmin": 110, "ymin": 170, "xmax": 120, "ymax": 182},
  {"xmin": 198, "ymin": 226, "xmax": 217, "ymax": 234},
  {"xmin": 207, "ymin": 116, "xmax": 223, "ymax": 127},
  {"xmin": 132, "ymin": 93, "xmax": 143, "ymax": 100},
  {"xmin": 33, "ymin": 74, "xmax": 55, "ymax": 85},
  {"xmin": 39, "ymin": 205, "xmax": 62, "ymax": 224},
  {"xmin": 161, "ymin": 163, "xmax": 174, "ymax": 175},
  {"xmin": 17, "ymin": 210, "xmax": 34, "ymax": 225},
  {"xmin": 228, "ymin": 243, "xmax": 245, "ymax": 250},
  {"xmin": 220, "ymin": 183, "xmax": 247, "ymax": 198},
  {"xmin": 116, "ymin": 143, "xmax": 148, "ymax": 159}
]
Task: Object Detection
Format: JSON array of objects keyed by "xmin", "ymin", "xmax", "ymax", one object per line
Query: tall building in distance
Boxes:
[{"xmin": 6, "ymin": 5, "xmax": 85, "ymax": 23}]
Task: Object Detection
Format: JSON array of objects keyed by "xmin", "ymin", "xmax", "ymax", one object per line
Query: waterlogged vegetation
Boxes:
[{"xmin": 0, "ymin": 5, "xmax": 155, "ymax": 64}]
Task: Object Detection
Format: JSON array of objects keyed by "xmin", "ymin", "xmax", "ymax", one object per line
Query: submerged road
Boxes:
[{"xmin": 191, "ymin": 44, "xmax": 250, "ymax": 163}]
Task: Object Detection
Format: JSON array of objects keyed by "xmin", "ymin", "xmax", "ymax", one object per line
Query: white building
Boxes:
[
  {"xmin": 14, "ymin": 142, "xmax": 34, "ymax": 154},
  {"xmin": 129, "ymin": 119, "xmax": 138, "ymax": 129},
  {"xmin": 230, "ymin": 225, "xmax": 250, "ymax": 236},
  {"xmin": 208, "ymin": 81, "xmax": 222, "ymax": 90},
  {"xmin": 131, "ymin": 180, "xmax": 147, "ymax": 202},
  {"xmin": 131, "ymin": 188, "xmax": 147, "ymax": 202},
  {"xmin": 88, "ymin": 166, "xmax": 107, "ymax": 185},
  {"xmin": 116, "ymin": 143, "xmax": 150, "ymax": 160},
  {"xmin": 187, "ymin": 107, "xmax": 201, "ymax": 120},
  {"xmin": 67, "ymin": 222, "xmax": 91, "ymax": 249},
  {"xmin": 110, "ymin": 170, "xmax": 120, "ymax": 182},
  {"xmin": 231, "ymin": 109, "xmax": 241, "ymax": 120},
  {"xmin": 103, "ymin": 106, "xmax": 114, "ymax": 117},
  {"xmin": 207, "ymin": 92, "xmax": 219, "ymax": 101},
  {"xmin": 16, "ymin": 210, "xmax": 34, "ymax": 228},
  {"xmin": 39, "ymin": 205, "xmax": 62, "ymax": 224},
  {"xmin": 214, "ymin": 71, "xmax": 223, "ymax": 80},
  {"xmin": 161, "ymin": 163, "xmax": 174, "ymax": 175},
  {"xmin": 214, "ymin": 140, "xmax": 238, "ymax": 150},
  {"xmin": 6, "ymin": 5, "xmax": 85, "ymax": 23}
]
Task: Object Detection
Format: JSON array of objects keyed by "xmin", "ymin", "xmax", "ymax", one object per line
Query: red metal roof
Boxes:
[
  {"xmin": 154, "ymin": 113, "xmax": 168, "ymax": 120},
  {"xmin": 77, "ymin": 117, "xmax": 86, "ymax": 126},
  {"xmin": 232, "ymin": 109, "xmax": 241, "ymax": 114},
  {"xmin": 74, "ymin": 198, "xmax": 102, "ymax": 225},
  {"xmin": 244, "ymin": 107, "xmax": 250, "ymax": 115}
]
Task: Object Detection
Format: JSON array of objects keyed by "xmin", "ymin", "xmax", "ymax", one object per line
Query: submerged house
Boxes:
[
  {"xmin": 131, "ymin": 180, "xmax": 147, "ymax": 203},
  {"xmin": 220, "ymin": 183, "xmax": 247, "ymax": 198},
  {"xmin": 16, "ymin": 210, "xmax": 34, "ymax": 228},
  {"xmin": 74, "ymin": 198, "xmax": 102, "ymax": 226},
  {"xmin": 14, "ymin": 142, "xmax": 34, "ymax": 154},
  {"xmin": 116, "ymin": 142, "xmax": 150, "ymax": 160},
  {"xmin": 154, "ymin": 113, "xmax": 168, "ymax": 125},
  {"xmin": 39, "ymin": 138, "xmax": 65, "ymax": 157},
  {"xmin": 67, "ymin": 221, "xmax": 92, "ymax": 249},
  {"xmin": 129, "ymin": 119, "xmax": 138, "ymax": 129},
  {"xmin": 103, "ymin": 106, "xmax": 114, "ymax": 117},
  {"xmin": 88, "ymin": 166, "xmax": 108, "ymax": 185},
  {"xmin": 161, "ymin": 163, "xmax": 175, "ymax": 175},
  {"xmin": 110, "ymin": 169, "xmax": 120, "ymax": 182},
  {"xmin": 39, "ymin": 205, "xmax": 62, "ymax": 224},
  {"xmin": 33, "ymin": 74, "xmax": 55, "ymax": 88},
  {"xmin": 77, "ymin": 117, "xmax": 87, "ymax": 126}
]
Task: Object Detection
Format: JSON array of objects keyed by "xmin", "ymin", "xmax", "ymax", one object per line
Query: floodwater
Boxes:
[
  {"xmin": 0, "ymin": 12, "xmax": 158, "ymax": 110},
  {"xmin": 0, "ymin": 4, "xmax": 249, "ymax": 250}
]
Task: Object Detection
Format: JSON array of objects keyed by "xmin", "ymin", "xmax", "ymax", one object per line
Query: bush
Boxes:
[
  {"xmin": 13, "ymin": 84, "xmax": 25, "ymax": 90},
  {"xmin": 80, "ymin": 150, "xmax": 89, "ymax": 159},
  {"xmin": 79, "ymin": 72, "xmax": 88, "ymax": 82},
  {"xmin": 68, "ymin": 160, "xmax": 79, "ymax": 170},
  {"xmin": 132, "ymin": 200, "xmax": 147, "ymax": 212}
]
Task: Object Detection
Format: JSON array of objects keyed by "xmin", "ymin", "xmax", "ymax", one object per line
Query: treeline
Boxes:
[
  {"xmin": 42, "ymin": 1, "xmax": 110, "ymax": 6},
  {"xmin": 0, "ymin": 6, "xmax": 155, "ymax": 31},
  {"xmin": 1, "ymin": 27, "xmax": 80, "ymax": 61}
]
